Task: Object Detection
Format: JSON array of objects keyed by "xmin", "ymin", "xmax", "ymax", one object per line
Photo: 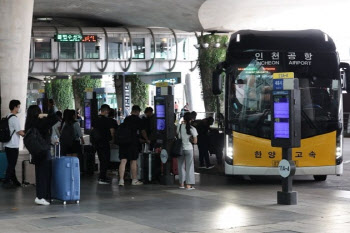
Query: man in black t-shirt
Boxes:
[
  {"xmin": 92, "ymin": 104, "xmax": 116, "ymax": 184},
  {"xmin": 118, "ymin": 105, "xmax": 150, "ymax": 186}
]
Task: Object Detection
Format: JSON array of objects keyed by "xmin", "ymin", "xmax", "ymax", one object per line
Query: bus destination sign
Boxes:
[{"xmin": 54, "ymin": 34, "xmax": 98, "ymax": 42}]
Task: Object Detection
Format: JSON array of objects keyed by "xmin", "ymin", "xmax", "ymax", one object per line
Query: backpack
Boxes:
[
  {"xmin": 23, "ymin": 128, "xmax": 50, "ymax": 164},
  {"xmin": 0, "ymin": 115, "xmax": 16, "ymax": 143},
  {"xmin": 60, "ymin": 123, "xmax": 75, "ymax": 148},
  {"xmin": 115, "ymin": 122, "xmax": 133, "ymax": 145}
]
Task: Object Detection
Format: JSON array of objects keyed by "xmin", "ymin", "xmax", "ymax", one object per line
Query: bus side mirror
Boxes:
[
  {"xmin": 212, "ymin": 68, "xmax": 224, "ymax": 95},
  {"xmin": 340, "ymin": 62, "xmax": 350, "ymax": 93}
]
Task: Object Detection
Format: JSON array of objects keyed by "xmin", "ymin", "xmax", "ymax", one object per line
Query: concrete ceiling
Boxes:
[
  {"xmin": 33, "ymin": 0, "xmax": 350, "ymax": 36},
  {"xmin": 33, "ymin": 0, "xmax": 206, "ymax": 31}
]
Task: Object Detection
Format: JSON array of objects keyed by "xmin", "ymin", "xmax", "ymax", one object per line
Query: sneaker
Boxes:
[
  {"xmin": 35, "ymin": 198, "xmax": 50, "ymax": 206},
  {"xmin": 118, "ymin": 179, "xmax": 124, "ymax": 186},
  {"xmin": 131, "ymin": 180, "xmax": 143, "ymax": 185},
  {"xmin": 198, "ymin": 165, "xmax": 206, "ymax": 169},
  {"xmin": 98, "ymin": 179, "xmax": 111, "ymax": 185},
  {"xmin": 186, "ymin": 186, "xmax": 195, "ymax": 190},
  {"xmin": 206, "ymin": 165, "xmax": 215, "ymax": 169}
]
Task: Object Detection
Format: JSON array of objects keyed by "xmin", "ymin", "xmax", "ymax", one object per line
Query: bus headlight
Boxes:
[
  {"xmin": 225, "ymin": 134, "xmax": 233, "ymax": 159},
  {"xmin": 226, "ymin": 146, "xmax": 233, "ymax": 159},
  {"xmin": 336, "ymin": 147, "xmax": 342, "ymax": 158}
]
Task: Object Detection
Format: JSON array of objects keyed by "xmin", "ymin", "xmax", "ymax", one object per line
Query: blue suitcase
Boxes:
[
  {"xmin": 51, "ymin": 147, "xmax": 80, "ymax": 205},
  {"xmin": 0, "ymin": 151, "xmax": 8, "ymax": 180}
]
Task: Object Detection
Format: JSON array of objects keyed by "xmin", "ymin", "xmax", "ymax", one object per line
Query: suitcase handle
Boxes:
[{"xmin": 54, "ymin": 143, "xmax": 60, "ymax": 158}]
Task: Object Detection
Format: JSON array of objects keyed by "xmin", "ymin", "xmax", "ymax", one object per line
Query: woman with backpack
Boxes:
[
  {"xmin": 60, "ymin": 110, "xmax": 84, "ymax": 157},
  {"xmin": 25, "ymin": 105, "xmax": 58, "ymax": 205},
  {"xmin": 177, "ymin": 112, "xmax": 198, "ymax": 190}
]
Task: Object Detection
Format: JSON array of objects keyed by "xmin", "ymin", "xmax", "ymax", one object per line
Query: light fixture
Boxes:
[
  {"xmin": 214, "ymin": 42, "xmax": 221, "ymax": 48},
  {"xmin": 36, "ymin": 17, "xmax": 53, "ymax": 21},
  {"xmin": 35, "ymin": 38, "xmax": 44, "ymax": 42},
  {"xmin": 202, "ymin": 43, "xmax": 209, "ymax": 49}
]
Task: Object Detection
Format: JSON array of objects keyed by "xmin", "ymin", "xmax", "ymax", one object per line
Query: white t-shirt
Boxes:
[
  {"xmin": 177, "ymin": 124, "xmax": 198, "ymax": 151},
  {"xmin": 4, "ymin": 114, "xmax": 21, "ymax": 148}
]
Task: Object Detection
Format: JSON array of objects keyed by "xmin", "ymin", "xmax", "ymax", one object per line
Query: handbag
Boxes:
[
  {"xmin": 171, "ymin": 124, "xmax": 183, "ymax": 158},
  {"xmin": 23, "ymin": 128, "xmax": 50, "ymax": 164}
]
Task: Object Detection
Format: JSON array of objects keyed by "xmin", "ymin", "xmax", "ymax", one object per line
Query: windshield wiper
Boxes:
[{"xmin": 301, "ymin": 110, "xmax": 320, "ymax": 132}]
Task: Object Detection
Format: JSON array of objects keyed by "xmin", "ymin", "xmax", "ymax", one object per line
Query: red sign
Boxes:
[{"xmin": 82, "ymin": 35, "xmax": 98, "ymax": 42}]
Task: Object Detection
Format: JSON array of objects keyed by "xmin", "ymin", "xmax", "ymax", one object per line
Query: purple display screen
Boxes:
[
  {"xmin": 274, "ymin": 122, "xmax": 289, "ymax": 138},
  {"xmin": 157, "ymin": 119, "xmax": 166, "ymax": 131},
  {"xmin": 156, "ymin": 105, "xmax": 165, "ymax": 118},
  {"xmin": 85, "ymin": 105, "xmax": 91, "ymax": 130},
  {"xmin": 274, "ymin": 102, "xmax": 289, "ymax": 118}
]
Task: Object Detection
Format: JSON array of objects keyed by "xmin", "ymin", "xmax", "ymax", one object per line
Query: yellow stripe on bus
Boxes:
[{"xmin": 232, "ymin": 131, "xmax": 336, "ymax": 167}]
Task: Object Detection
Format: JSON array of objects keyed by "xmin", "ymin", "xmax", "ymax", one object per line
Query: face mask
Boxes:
[{"xmin": 17, "ymin": 108, "xmax": 21, "ymax": 113}]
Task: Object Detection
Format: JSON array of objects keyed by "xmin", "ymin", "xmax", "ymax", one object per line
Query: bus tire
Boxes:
[{"xmin": 313, "ymin": 175, "xmax": 327, "ymax": 181}]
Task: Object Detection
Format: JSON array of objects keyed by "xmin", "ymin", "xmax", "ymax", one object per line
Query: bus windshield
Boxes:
[{"xmin": 228, "ymin": 61, "xmax": 341, "ymax": 139}]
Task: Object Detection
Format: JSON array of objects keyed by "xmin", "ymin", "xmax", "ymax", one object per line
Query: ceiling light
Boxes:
[
  {"xmin": 214, "ymin": 42, "xmax": 221, "ymax": 48},
  {"xmin": 36, "ymin": 17, "xmax": 53, "ymax": 21},
  {"xmin": 35, "ymin": 38, "xmax": 44, "ymax": 42}
]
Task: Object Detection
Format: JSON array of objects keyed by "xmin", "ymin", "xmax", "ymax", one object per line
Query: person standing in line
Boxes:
[
  {"xmin": 91, "ymin": 104, "xmax": 115, "ymax": 184},
  {"xmin": 194, "ymin": 117, "xmax": 215, "ymax": 169},
  {"xmin": 25, "ymin": 105, "xmax": 58, "ymax": 205},
  {"xmin": 174, "ymin": 102, "xmax": 179, "ymax": 114},
  {"xmin": 118, "ymin": 105, "xmax": 150, "ymax": 186},
  {"xmin": 48, "ymin": 99, "xmax": 58, "ymax": 115},
  {"xmin": 51, "ymin": 111, "xmax": 62, "ymax": 145},
  {"xmin": 3, "ymin": 100, "xmax": 25, "ymax": 188},
  {"xmin": 177, "ymin": 112, "xmax": 198, "ymax": 190},
  {"xmin": 60, "ymin": 110, "xmax": 84, "ymax": 157}
]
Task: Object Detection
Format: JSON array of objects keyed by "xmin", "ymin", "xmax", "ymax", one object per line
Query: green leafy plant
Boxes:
[
  {"xmin": 125, "ymin": 75, "xmax": 149, "ymax": 111},
  {"xmin": 50, "ymin": 78, "xmax": 74, "ymax": 110},
  {"xmin": 72, "ymin": 75, "xmax": 101, "ymax": 112},
  {"xmin": 198, "ymin": 34, "xmax": 228, "ymax": 112}
]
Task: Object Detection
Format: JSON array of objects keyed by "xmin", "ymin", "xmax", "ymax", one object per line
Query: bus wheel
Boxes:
[{"xmin": 313, "ymin": 175, "xmax": 327, "ymax": 181}]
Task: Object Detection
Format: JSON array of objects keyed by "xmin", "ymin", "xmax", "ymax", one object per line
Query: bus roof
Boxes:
[{"xmin": 229, "ymin": 30, "xmax": 336, "ymax": 52}]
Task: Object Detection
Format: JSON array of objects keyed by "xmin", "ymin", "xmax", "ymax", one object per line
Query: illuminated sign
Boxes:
[
  {"xmin": 54, "ymin": 34, "xmax": 83, "ymax": 42},
  {"xmin": 152, "ymin": 78, "xmax": 179, "ymax": 85},
  {"xmin": 82, "ymin": 35, "xmax": 98, "ymax": 42},
  {"xmin": 273, "ymin": 91, "xmax": 290, "ymax": 139},
  {"xmin": 273, "ymin": 72, "xmax": 294, "ymax": 79},
  {"xmin": 54, "ymin": 34, "xmax": 98, "ymax": 42}
]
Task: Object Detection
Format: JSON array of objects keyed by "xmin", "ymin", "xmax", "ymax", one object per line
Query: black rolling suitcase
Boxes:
[
  {"xmin": 80, "ymin": 145, "xmax": 96, "ymax": 175},
  {"xmin": 141, "ymin": 152, "xmax": 161, "ymax": 184}
]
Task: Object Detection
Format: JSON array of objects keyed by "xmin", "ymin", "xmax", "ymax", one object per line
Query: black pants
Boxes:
[
  {"xmin": 35, "ymin": 150, "xmax": 51, "ymax": 200},
  {"xmin": 197, "ymin": 135, "xmax": 210, "ymax": 167},
  {"xmin": 96, "ymin": 143, "xmax": 111, "ymax": 180},
  {"xmin": 5, "ymin": 147, "xmax": 19, "ymax": 183}
]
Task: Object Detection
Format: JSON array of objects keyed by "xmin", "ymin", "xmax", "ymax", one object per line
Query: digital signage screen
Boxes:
[
  {"xmin": 274, "ymin": 122, "xmax": 289, "ymax": 138},
  {"xmin": 85, "ymin": 104, "xmax": 91, "ymax": 130},
  {"xmin": 274, "ymin": 102, "xmax": 289, "ymax": 119},
  {"xmin": 157, "ymin": 119, "xmax": 166, "ymax": 131},
  {"xmin": 156, "ymin": 105, "xmax": 165, "ymax": 118}
]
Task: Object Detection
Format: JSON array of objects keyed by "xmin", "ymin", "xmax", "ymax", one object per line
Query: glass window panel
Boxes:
[
  {"xmin": 34, "ymin": 39, "xmax": 51, "ymax": 59},
  {"xmin": 108, "ymin": 37, "xmax": 123, "ymax": 59},
  {"xmin": 84, "ymin": 43, "xmax": 99, "ymax": 59},
  {"xmin": 152, "ymin": 38, "xmax": 168, "ymax": 59},
  {"xmin": 60, "ymin": 42, "xmax": 76, "ymax": 59},
  {"xmin": 132, "ymin": 38, "xmax": 145, "ymax": 59}
]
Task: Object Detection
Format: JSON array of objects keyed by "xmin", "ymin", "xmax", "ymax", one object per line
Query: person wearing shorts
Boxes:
[{"xmin": 118, "ymin": 105, "xmax": 150, "ymax": 186}]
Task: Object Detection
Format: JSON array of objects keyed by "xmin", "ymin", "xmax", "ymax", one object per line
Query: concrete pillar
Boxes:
[{"xmin": 0, "ymin": 1, "xmax": 34, "ymax": 130}]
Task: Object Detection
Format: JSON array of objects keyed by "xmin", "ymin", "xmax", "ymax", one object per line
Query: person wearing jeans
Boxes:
[{"xmin": 177, "ymin": 112, "xmax": 198, "ymax": 190}]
